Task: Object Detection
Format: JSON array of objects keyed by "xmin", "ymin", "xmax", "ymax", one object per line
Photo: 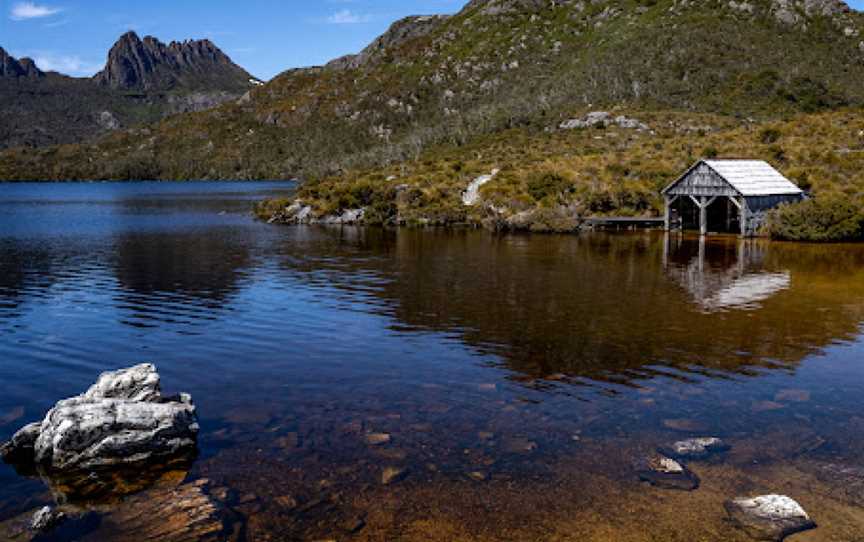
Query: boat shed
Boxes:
[{"xmin": 661, "ymin": 160, "xmax": 804, "ymax": 237}]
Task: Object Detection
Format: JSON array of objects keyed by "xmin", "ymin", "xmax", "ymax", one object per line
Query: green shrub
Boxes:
[
  {"xmin": 526, "ymin": 170, "xmax": 573, "ymax": 204},
  {"xmin": 764, "ymin": 196, "xmax": 864, "ymax": 242}
]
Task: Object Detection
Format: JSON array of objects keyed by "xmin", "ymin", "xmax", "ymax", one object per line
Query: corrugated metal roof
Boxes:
[{"xmin": 704, "ymin": 160, "xmax": 803, "ymax": 196}]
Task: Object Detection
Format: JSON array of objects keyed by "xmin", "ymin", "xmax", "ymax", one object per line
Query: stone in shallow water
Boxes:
[
  {"xmin": 635, "ymin": 454, "xmax": 700, "ymax": 491},
  {"xmin": 365, "ymin": 432, "xmax": 391, "ymax": 446},
  {"xmin": 1, "ymin": 363, "xmax": 198, "ymax": 473},
  {"xmin": 31, "ymin": 506, "xmax": 66, "ymax": 533},
  {"xmin": 724, "ymin": 495, "xmax": 816, "ymax": 541},
  {"xmin": 658, "ymin": 437, "xmax": 731, "ymax": 461},
  {"xmin": 774, "ymin": 389, "xmax": 811, "ymax": 403},
  {"xmin": 381, "ymin": 466, "xmax": 408, "ymax": 485},
  {"xmin": 662, "ymin": 418, "xmax": 707, "ymax": 432}
]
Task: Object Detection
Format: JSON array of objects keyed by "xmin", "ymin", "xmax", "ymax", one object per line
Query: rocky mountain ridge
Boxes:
[
  {"xmin": 94, "ymin": 32, "xmax": 255, "ymax": 91},
  {"xmin": 0, "ymin": 47, "xmax": 43, "ymax": 78},
  {"xmin": 0, "ymin": 33, "xmax": 256, "ymax": 151}
]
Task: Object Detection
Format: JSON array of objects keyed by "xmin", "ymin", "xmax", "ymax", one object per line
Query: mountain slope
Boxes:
[
  {"xmin": 0, "ymin": 0, "xmax": 862, "ymax": 180},
  {"xmin": 0, "ymin": 33, "xmax": 257, "ymax": 151}
]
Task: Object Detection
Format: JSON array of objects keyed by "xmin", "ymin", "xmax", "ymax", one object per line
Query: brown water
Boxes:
[{"xmin": 1, "ymin": 183, "xmax": 864, "ymax": 541}]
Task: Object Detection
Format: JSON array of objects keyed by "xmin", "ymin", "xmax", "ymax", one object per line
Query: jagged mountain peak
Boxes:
[
  {"xmin": 94, "ymin": 31, "xmax": 251, "ymax": 91},
  {"xmin": 0, "ymin": 47, "xmax": 44, "ymax": 78}
]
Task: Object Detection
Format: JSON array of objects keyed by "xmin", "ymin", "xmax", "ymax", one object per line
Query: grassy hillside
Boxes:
[
  {"xmin": 256, "ymin": 108, "xmax": 864, "ymax": 234},
  {"xmin": 1, "ymin": 0, "xmax": 862, "ymax": 181}
]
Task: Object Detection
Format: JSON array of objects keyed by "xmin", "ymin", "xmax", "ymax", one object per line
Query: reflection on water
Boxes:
[
  {"xmin": 664, "ymin": 236, "xmax": 792, "ymax": 312},
  {"xmin": 1, "ymin": 183, "xmax": 864, "ymax": 540}
]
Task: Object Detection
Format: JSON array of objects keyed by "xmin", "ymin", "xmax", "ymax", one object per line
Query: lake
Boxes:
[{"xmin": 1, "ymin": 182, "xmax": 864, "ymax": 541}]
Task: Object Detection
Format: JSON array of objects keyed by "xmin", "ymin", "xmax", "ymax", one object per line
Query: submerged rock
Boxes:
[
  {"xmin": 365, "ymin": 432, "xmax": 392, "ymax": 446},
  {"xmin": 658, "ymin": 437, "xmax": 731, "ymax": 461},
  {"xmin": 31, "ymin": 506, "xmax": 65, "ymax": 533},
  {"xmin": 635, "ymin": 453, "xmax": 700, "ymax": 491},
  {"xmin": 1, "ymin": 364, "xmax": 198, "ymax": 473},
  {"xmin": 724, "ymin": 495, "xmax": 816, "ymax": 541},
  {"xmin": 0, "ymin": 478, "xmax": 227, "ymax": 542},
  {"xmin": 381, "ymin": 466, "xmax": 408, "ymax": 485}
]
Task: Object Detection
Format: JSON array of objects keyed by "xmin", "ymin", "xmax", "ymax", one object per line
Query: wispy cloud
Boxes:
[
  {"xmin": 326, "ymin": 9, "xmax": 372, "ymax": 24},
  {"xmin": 10, "ymin": 2, "xmax": 62, "ymax": 21},
  {"xmin": 15, "ymin": 51, "xmax": 103, "ymax": 76}
]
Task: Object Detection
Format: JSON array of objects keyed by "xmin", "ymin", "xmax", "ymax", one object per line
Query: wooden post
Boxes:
[
  {"xmin": 664, "ymin": 195, "xmax": 671, "ymax": 231},
  {"xmin": 725, "ymin": 198, "xmax": 733, "ymax": 232},
  {"xmin": 739, "ymin": 198, "xmax": 748, "ymax": 237},
  {"xmin": 699, "ymin": 197, "xmax": 708, "ymax": 237}
]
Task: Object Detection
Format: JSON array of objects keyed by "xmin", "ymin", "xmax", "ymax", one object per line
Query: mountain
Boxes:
[
  {"xmin": 0, "ymin": 33, "xmax": 257, "ymax": 151},
  {"xmin": 94, "ymin": 32, "xmax": 253, "ymax": 92},
  {"xmin": 0, "ymin": 47, "xmax": 43, "ymax": 78},
  {"xmin": 0, "ymin": 0, "xmax": 863, "ymax": 181}
]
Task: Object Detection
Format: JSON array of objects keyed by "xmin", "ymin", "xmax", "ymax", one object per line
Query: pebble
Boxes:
[
  {"xmin": 31, "ymin": 506, "xmax": 65, "ymax": 533},
  {"xmin": 468, "ymin": 471, "xmax": 489, "ymax": 481},
  {"xmin": 381, "ymin": 466, "xmax": 407, "ymax": 485},
  {"xmin": 658, "ymin": 437, "xmax": 731, "ymax": 461},
  {"xmin": 275, "ymin": 495, "xmax": 298, "ymax": 509},
  {"xmin": 753, "ymin": 401, "xmax": 786, "ymax": 412},
  {"xmin": 635, "ymin": 454, "xmax": 700, "ymax": 491},
  {"xmin": 501, "ymin": 437, "xmax": 538, "ymax": 454},
  {"xmin": 365, "ymin": 433, "xmax": 391, "ymax": 446},
  {"xmin": 774, "ymin": 389, "xmax": 811, "ymax": 403},
  {"xmin": 724, "ymin": 495, "xmax": 816, "ymax": 541},
  {"xmin": 341, "ymin": 515, "xmax": 366, "ymax": 533},
  {"xmin": 662, "ymin": 418, "xmax": 707, "ymax": 432}
]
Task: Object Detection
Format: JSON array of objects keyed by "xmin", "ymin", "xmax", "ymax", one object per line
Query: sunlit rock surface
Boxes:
[
  {"xmin": 658, "ymin": 437, "xmax": 731, "ymax": 461},
  {"xmin": 724, "ymin": 494, "xmax": 816, "ymax": 541},
  {"xmin": 1, "ymin": 364, "xmax": 198, "ymax": 472},
  {"xmin": 635, "ymin": 453, "xmax": 700, "ymax": 491}
]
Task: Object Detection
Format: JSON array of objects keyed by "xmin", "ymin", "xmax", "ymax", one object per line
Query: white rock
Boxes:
[
  {"xmin": 725, "ymin": 495, "xmax": 816, "ymax": 541},
  {"xmin": 1, "ymin": 364, "xmax": 198, "ymax": 472},
  {"xmin": 31, "ymin": 506, "xmax": 65, "ymax": 532},
  {"xmin": 660, "ymin": 437, "xmax": 731, "ymax": 459}
]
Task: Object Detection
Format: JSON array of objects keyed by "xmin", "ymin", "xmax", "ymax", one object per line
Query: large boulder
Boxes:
[{"xmin": 1, "ymin": 364, "xmax": 198, "ymax": 473}]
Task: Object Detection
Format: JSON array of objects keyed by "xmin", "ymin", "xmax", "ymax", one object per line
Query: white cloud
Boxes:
[
  {"xmin": 24, "ymin": 53, "xmax": 103, "ymax": 76},
  {"xmin": 327, "ymin": 9, "xmax": 371, "ymax": 24},
  {"xmin": 10, "ymin": 2, "xmax": 62, "ymax": 21}
]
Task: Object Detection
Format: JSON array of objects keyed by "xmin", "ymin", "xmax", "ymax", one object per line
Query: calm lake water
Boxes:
[{"xmin": 1, "ymin": 182, "xmax": 864, "ymax": 541}]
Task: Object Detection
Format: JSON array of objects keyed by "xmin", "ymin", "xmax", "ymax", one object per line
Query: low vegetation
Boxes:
[
  {"xmin": 764, "ymin": 196, "xmax": 864, "ymax": 242},
  {"xmin": 266, "ymin": 108, "xmax": 864, "ymax": 237}
]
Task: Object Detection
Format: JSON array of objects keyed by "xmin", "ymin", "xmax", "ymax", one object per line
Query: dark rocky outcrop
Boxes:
[
  {"xmin": 94, "ymin": 31, "xmax": 253, "ymax": 92},
  {"xmin": 0, "ymin": 47, "xmax": 43, "ymax": 78}
]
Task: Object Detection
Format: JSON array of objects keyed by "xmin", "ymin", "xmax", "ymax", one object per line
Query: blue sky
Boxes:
[
  {"xmin": 1, "ymin": 0, "xmax": 862, "ymax": 80},
  {"xmin": 0, "ymin": 0, "xmax": 465, "ymax": 80}
]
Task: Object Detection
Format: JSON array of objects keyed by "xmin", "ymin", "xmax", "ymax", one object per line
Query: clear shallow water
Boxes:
[{"xmin": 1, "ymin": 182, "xmax": 864, "ymax": 540}]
